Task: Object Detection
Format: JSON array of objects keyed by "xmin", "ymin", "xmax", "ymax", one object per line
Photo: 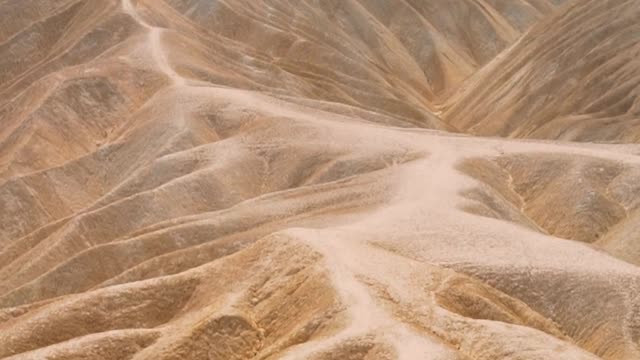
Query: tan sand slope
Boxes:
[{"xmin": 1, "ymin": 0, "xmax": 640, "ymax": 359}]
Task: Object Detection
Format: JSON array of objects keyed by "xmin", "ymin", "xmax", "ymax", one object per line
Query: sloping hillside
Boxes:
[
  {"xmin": 443, "ymin": 0, "xmax": 640, "ymax": 142},
  {"xmin": 2, "ymin": 1, "xmax": 640, "ymax": 359}
]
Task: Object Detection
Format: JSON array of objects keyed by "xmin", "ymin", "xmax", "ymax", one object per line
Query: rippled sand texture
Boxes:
[{"xmin": 1, "ymin": 0, "xmax": 640, "ymax": 359}]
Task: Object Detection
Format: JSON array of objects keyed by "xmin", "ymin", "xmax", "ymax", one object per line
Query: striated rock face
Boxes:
[
  {"xmin": 443, "ymin": 0, "xmax": 640, "ymax": 142},
  {"xmin": 1, "ymin": 0, "xmax": 639, "ymax": 359}
]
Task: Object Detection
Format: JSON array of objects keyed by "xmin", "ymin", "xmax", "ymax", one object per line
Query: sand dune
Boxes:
[{"xmin": 1, "ymin": 0, "xmax": 639, "ymax": 359}]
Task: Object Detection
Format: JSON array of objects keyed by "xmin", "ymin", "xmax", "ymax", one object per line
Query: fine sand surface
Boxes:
[{"xmin": 1, "ymin": 0, "xmax": 640, "ymax": 359}]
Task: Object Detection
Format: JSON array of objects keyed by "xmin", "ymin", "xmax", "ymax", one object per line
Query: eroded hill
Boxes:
[{"xmin": 1, "ymin": 1, "xmax": 640, "ymax": 359}]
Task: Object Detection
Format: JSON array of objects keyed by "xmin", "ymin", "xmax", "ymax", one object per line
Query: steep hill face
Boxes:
[
  {"xmin": 2, "ymin": 1, "xmax": 640, "ymax": 360},
  {"xmin": 0, "ymin": 0, "xmax": 566, "ymax": 181},
  {"xmin": 443, "ymin": 0, "xmax": 640, "ymax": 142}
]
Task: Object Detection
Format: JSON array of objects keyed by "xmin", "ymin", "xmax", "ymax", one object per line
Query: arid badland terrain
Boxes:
[{"xmin": 1, "ymin": 0, "xmax": 640, "ymax": 359}]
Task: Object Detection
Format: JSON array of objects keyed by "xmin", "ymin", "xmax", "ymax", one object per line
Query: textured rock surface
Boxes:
[
  {"xmin": 1, "ymin": 0, "xmax": 640, "ymax": 359},
  {"xmin": 443, "ymin": 0, "xmax": 640, "ymax": 142}
]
